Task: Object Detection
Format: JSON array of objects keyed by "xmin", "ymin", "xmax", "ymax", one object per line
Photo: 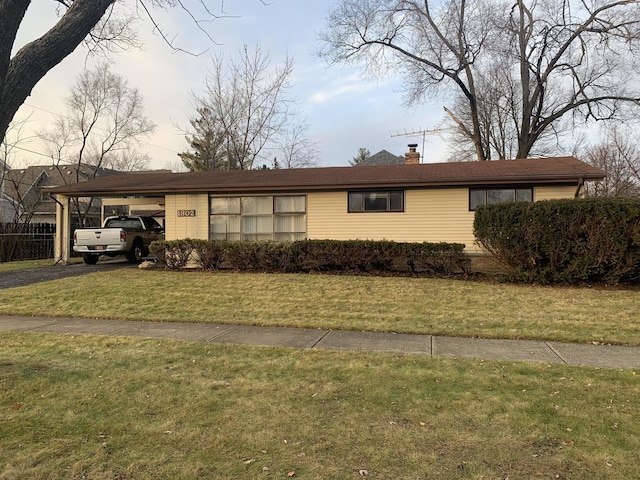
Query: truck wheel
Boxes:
[
  {"xmin": 126, "ymin": 241, "xmax": 143, "ymax": 264},
  {"xmin": 83, "ymin": 254, "xmax": 99, "ymax": 265}
]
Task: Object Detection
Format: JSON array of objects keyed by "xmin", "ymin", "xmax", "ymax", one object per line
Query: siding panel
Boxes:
[
  {"xmin": 534, "ymin": 185, "xmax": 577, "ymax": 201},
  {"xmin": 163, "ymin": 186, "xmax": 578, "ymax": 251},
  {"xmin": 309, "ymin": 185, "xmax": 578, "ymax": 252},
  {"xmin": 308, "ymin": 189, "xmax": 479, "ymax": 250},
  {"xmin": 165, "ymin": 194, "xmax": 209, "ymax": 240}
]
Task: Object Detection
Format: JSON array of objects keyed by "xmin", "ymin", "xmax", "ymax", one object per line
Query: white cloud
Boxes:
[
  {"xmin": 309, "ymin": 81, "xmax": 378, "ymax": 104},
  {"xmin": 8, "ymin": 1, "xmax": 451, "ymax": 170}
]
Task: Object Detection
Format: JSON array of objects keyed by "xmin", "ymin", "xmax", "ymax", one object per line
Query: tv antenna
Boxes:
[{"xmin": 390, "ymin": 120, "xmax": 455, "ymax": 159}]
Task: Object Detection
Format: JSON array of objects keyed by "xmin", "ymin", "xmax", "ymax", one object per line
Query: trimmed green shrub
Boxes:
[
  {"xmin": 405, "ymin": 242, "xmax": 470, "ymax": 274},
  {"xmin": 474, "ymin": 197, "xmax": 640, "ymax": 284},
  {"xmin": 289, "ymin": 240, "xmax": 470, "ymax": 274},
  {"xmin": 149, "ymin": 240, "xmax": 166, "ymax": 264},
  {"xmin": 289, "ymin": 240, "xmax": 403, "ymax": 273},
  {"xmin": 222, "ymin": 241, "xmax": 293, "ymax": 272},
  {"xmin": 187, "ymin": 239, "xmax": 228, "ymax": 270},
  {"xmin": 149, "ymin": 239, "xmax": 194, "ymax": 270},
  {"xmin": 151, "ymin": 239, "xmax": 470, "ymax": 276}
]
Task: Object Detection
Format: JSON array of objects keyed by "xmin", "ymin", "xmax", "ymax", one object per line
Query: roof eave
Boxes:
[{"xmin": 48, "ymin": 173, "xmax": 601, "ymax": 197}]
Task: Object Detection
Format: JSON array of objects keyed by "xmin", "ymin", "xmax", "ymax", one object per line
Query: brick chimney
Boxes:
[{"xmin": 404, "ymin": 144, "xmax": 420, "ymax": 165}]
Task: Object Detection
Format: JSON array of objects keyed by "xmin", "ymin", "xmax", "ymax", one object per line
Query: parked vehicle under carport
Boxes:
[{"xmin": 73, "ymin": 215, "xmax": 164, "ymax": 265}]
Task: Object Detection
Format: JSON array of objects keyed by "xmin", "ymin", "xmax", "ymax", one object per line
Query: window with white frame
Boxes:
[
  {"xmin": 469, "ymin": 187, "xmax": 533, "ymax": 211},
  {"xmin": 210, "ymin": 195, "xmax": 306, "ymax": 241}
]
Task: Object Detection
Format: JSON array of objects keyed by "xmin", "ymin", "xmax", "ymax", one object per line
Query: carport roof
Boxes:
[{"xmin": 47, "ymin": 156, "xmax": 605, "ymax": 196}]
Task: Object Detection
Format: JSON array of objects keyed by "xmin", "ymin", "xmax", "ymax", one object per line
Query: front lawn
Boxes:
[
  {"xmin": 0, "ymin": 257, "xmax": 82, "ymax": 273},
  {"xmin": 0, "ymin": 269, "xmax": 638, "ymax": 345},
  {"xmin": 0, "ymin": 258, "xmax": 58, "ymax": 273},
  {"xmin": 1, "ymin": 333, "xmax": 638, "ymax": 479}
]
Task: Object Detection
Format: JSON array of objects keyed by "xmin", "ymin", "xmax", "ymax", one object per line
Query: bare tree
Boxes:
[
  {"xmin": 0, "ymin": 166, "xmax": 39, "ymax": 261},
  {"xmin": 320, "ymin": 0, "xmax": 496, "ymax": 161},
  {"xmin": 0, "ymin": 1, "xmax": 265, "ymax": 148},
  {"xmin": 38, "ymin": 63, "xmax": 155, "ymax": 224},
  {"xmin": 583, "ymin": 127, "xmax": 640, "ymax": 198},
  {"xmin": 0, "ymin": 117, "xmax": 35, "ymax": 223},
  {"xmin": 165, "ymin": 158, "xmax": 189, "ymax": 173},
  {"xmin": 320, "ymin": 0, "xmax": 640, "ymax": 161},
  {"xmin": 271, "ymin": 120, "xmax": 319, "ymax": 169},
  {"xmin": 0, "ymin": 121, "xmax": 40, "ymax": 260},
  {"xmin": 182, "ymin": 45, "xmax": 304, "ymax": 171},
  {"xmin": 1, "ymin": 122, "xmax": 21, "ymax": 224},
  {"xmin": 105, "ymin": 150, "xmax": 151, "ymax": 172}
]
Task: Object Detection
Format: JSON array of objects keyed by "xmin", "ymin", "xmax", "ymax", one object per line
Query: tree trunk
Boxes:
[{"xmin": 0, "ymin": 0, "xmax": 115, "ymax": 145}]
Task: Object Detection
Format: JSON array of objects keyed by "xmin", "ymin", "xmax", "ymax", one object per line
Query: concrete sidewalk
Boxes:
[{"xmin": 1, "ymin": 315, "xmax": 639, "ymax": 369}]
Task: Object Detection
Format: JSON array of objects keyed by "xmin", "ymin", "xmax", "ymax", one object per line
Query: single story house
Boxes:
[{"xmin": 48, "ymin": 151, "xmax": 605, "ymax": 264}]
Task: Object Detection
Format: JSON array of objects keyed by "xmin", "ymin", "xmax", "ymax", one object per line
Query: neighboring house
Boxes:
[
  {"xmin": 0, "ymin": 190, "xmax": 17, "ymax": 223},
  {"xmin": 356, "ymin": 149, "xmax": 405, "ymax": 166},
  {"xmin": 49, "ymin": 150, "xmax": 605, "ymax": 262},
  {"xmin": 2, "ymin": 164, "xmax": 121, "ymax": 225},
  {"xmin": 0, "ymin": 190, "xmax": 16, "ymax": 223}
]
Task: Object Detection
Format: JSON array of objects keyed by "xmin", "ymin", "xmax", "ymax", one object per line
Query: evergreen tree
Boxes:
[
  {"xmin": 350, "ymin": 148, "xmax": 370, "ymax": 166},
  {"xmin": 178, "ymin": 108, "xmax": 236, "ymax": 171}
]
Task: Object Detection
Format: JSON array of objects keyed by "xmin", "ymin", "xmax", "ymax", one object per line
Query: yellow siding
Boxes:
[
  {"xmin": 165, "ymin": 194, "xmax": 209, "ymax": 240},
  {"xmin": 308, "ymin": 189, "xmax": 480, "ymax": 251},
  {"xmin": 162, "ymin": 186, "xmax": 579, "ymax": 250},
  {"xmin": 102, "ymin": 197, "xmax": 165, "ymax": 207},
  {"xmin": 534, "ymin": 185, "xmax": 577, "ymax": 201},
  {"xmin": 308, "ymin": 185, "xmax": 578, "ymax": 252}
]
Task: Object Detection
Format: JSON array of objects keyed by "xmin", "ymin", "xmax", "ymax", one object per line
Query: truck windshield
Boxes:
[{"xmin": 105, "ymin": 218, "xmax": 143, "ymax": 229}]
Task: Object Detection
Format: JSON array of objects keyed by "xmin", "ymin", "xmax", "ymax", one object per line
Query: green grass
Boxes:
[
  {"xmin": 0, "ymin": 269, "xmax": 639, "ymax": 345},
  {"xmin": 0, "ymin": 258, "xmax": 58, "ymax": 273},
  {"xmin": 1, "ymin": 333, "xmax": 638, "ymax": 479},
  {"xmin": 0, "ymin": 257, "xmax": 82, "ymax": 273}
]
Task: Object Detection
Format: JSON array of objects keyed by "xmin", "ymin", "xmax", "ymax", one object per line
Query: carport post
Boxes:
[{"xmin": 54, "ymin": 194, "xmax": 71, "ymax": 265}]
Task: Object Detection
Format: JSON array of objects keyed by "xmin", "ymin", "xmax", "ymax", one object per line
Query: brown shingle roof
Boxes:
[{"xmin": 48, "ymin": 156, "xmax": 605, "ymax": 196}]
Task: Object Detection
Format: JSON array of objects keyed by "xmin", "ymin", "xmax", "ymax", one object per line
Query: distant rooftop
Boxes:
[{"xmin": 355, "ymin": 150, "xmax": 405, "ymax": 166}]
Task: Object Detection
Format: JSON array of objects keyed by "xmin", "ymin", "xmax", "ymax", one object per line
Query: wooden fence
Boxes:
[{"xmin": 0, "ymin": 223, "xmax": 56, "ymax": 262}]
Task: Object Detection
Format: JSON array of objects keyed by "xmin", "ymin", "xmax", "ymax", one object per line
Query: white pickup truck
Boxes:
[{"xmin": 73, "ymin": 215, "xmax": 164, "ymax": 265}]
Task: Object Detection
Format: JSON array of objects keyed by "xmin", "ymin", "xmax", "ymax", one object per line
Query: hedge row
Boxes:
[
  {"xmin": 473, "ymin": 197, "xmax": 640, "ymax": 284},
  {"xmin": 149, "ymin": 239, "xmax": 470, "ymax": 276}
]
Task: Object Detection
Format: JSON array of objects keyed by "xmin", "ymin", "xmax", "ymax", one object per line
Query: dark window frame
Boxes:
[
  {"xmin": 469, "ymin": 186, "xmax": 534, "ymax": 211},
  {"xmin": 348, "ymin": 190, "xmax": 405, "ymax": 213}
]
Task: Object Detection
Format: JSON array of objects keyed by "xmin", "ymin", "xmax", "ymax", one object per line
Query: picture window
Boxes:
[{"xmin": 210, "ymin": 195, "xmax": 306, "ymax": 241}]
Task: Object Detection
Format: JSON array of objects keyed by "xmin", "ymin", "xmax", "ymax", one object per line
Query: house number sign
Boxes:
[{"xmin": 177, "ymin": 209, "xmax": 196, "ymax": 217}]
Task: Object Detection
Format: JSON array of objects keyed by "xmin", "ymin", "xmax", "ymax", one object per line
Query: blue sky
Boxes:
[{"xmin": 11, "ymin": 0, "xmax": 449, "ymax": 170}]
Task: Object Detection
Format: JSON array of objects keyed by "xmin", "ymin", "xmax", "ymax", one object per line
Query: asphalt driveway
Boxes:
[{"xmin": 0, "ymin": 259, "xmax": 134, "ymax": 289}]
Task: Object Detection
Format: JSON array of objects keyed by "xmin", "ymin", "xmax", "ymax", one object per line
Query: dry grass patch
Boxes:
[
  {"xmin": 0, "ymin": 258, "xmax": 81, "ymax": 273},
  {"xmin": 1, "ymin": 332, "xmax": 638, "ymax": 479},
  {"xmin": 0, "ymin": 269, "xmax": 638, "ymax": 344}
]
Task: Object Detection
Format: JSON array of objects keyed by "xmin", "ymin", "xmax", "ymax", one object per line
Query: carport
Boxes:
[
  {"xmin": 48, "ymin": 169, "xmax": 221, "ymax": 265},
  {"xmin": 49, "ymin": 192, "xmax": 165, "ymax": 265}
]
